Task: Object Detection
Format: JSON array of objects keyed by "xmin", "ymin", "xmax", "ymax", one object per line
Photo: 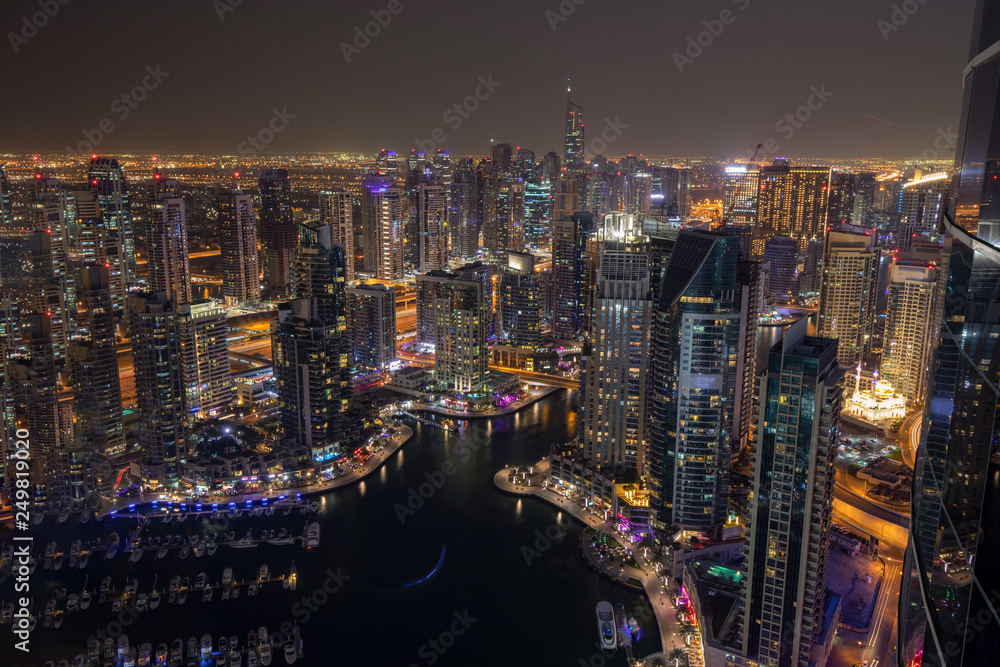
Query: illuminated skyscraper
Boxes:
[
  {"xmin": 418, "ymin": 183, "xmax": 449, "ymax": 272},
  {"xmin": 218, "ymin": 188, "xmax": 260, "ymax": 304},
  {"xmin": 649, "ymin": 230, "xmax": 760, "ymax": 532},
  {"xmin": 881, "ymin": 254, "xmax": 940, "ymax": 403},
  {"xmin": 319, "ymin": 188, "xmax": 355, "ymax": 281},
  {"xmin": 146, "ymin": 174, "xmax": 191, "ymax": 305},
  {"xmin": 742, "ymin": 319, "xmax": 841, "ymax": 667},
  {"xmin": 579, "ymin": 214, "xmax": 651, "ymax": 474},
  {"xmin": 826, "ymin": 171, "xmax": 855, "ymax": 225},
  {"xmin": 346, "ymin": 283, "xmax": 396, "ymax": 370},
  {"xmin": 450, "ymin": 163, "xmax": 479, "ymax": 260},
  {"xmin": 431, "ymin": 273, "xmax": 489, "ymax": 392},
  {"xmin": 722, "ymin": 165, "xmax": 760, "ymax": 227},
  {"xmin": 26, "ymin": 231, "xmax": 69, "ymax": 367},
  {"xmin": 816, "ymin": 230, "xmax": 880, "ymax": 370},
  {"xmin": 361, "ymin": 173, "xmax": 404, "ymax": 280},
  {"xmin": 258, "ymin": 167, "xmax": 296, "ymax": 296},
  {"xmin": 899, "ymin": 169, "xmax": 950, "ymax": 248},
  {"xmin": 564, "ymin": 82, "xmax": 585, "ymax": 168},
  {"xmin": 176, "ymin": 300, "xmax": 233, "ymax": 419},
  {"xmin": 70, "ymin": 265, "xmax": 125, "ymax": 460},
  {"xmin": 76, "ymin": 189, "xmax": 126, "ymax": 319},
  {"xmin": 499, "ymin": 251, "xmax": 542, "ymax": 348},
  {"xmin": 755, "ymin": 160, "xmax": 831, "ymax": 259},
  {"xmin": 88, "ymin": 156, "xmax": 134, "ymax": 291},
  {"xmin": 524, "ymin": 178, "xmax": 553, "ymax": 249},
  {"xmin": 763, "ymin": 235, "xmax": 797, "ymax": 304}
]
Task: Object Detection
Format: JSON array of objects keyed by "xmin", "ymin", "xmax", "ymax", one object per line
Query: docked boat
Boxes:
[
  {"xmin": 233, "ymin": 532, "xmax": 255, "ymax": 548},
  {"xmin": 130, "ymin": 548, "xmax": 143, "ymax": 563},
  {"xmin": 87, "ymin": 639, "xmax": 100, "ymax": 662},
  {"xmin": 138, "ymin": 642, "xmax": 151, "ymax": 667},
  {"xmin": 53, "ymin": 554, "xmax": 63, "ymax": 570},
  {"xmin": 195, "ymin": 572, "xmax": 207, "ymax": 590},
  {"xmin": 117, "ymin": 635, "xmax": 130, "ymax": 661},
  {"xmin": 157, "ymin": 545, "xmax": 168, "ymax": 559},
  {"xmin": 188, "ymin": 535, "xmax": 199, "ymax": 547},
  {"xmin": 126, "ymin": 579, "xmax": 139, "ymax": 597},
  {"xmin": 108, "ymin": 532, "xmax": 121, "ymax": 549},
  {"xmin": 230, "ymin": 635, "xmax": 239, "ymax": 650},
  {"xmin": 258, "ymin": 565, "xmax": 268, "ymax": 582},
  {"xmin": 150, "ymin": 537, "xmax": 160, "ymax": 549},
  {"xmin": 78, "ymin": 553, "xmax": 88, "ymax": 569},
  {"xmin": 232, "ymin": 649, "xmax": 243, "ymax": 667},
  {"xmin": 248, "ymin": 649, "xmax": 259, "ymax": 667},
  {"xmin": 135, "ymin": 593, "xmax": 147, "ymax": 612},
  {"xmin": 168, "ymin": 576, "xmax": 180, "ymax": 593},
  {"xmin": 207, "ymin": 542, "xmax": 218, "ymax": 556},
  {"xmin": 105, "ymin": 547, "xmax": 117, "ymax": 561},
  {"xmin": 309, "ymin": 501, "xmax": 318, "ymax": 512},
  {"xmin": 284, "ymin": 638, "xmax": 297, "ymax": 664},
  {"xmin": 150, "ymin": 590, "xmax": 161, "ymax": 609},
  {"xmin": 57, "ymin": 510, "xmax": 69, "ymax": 523},
  {"xmin": 0, "ymin": 604, "xmax": 12, "ymax": 624},
  {"xmin": 202, "ymin": 586, "xmax": 213, "ymax": 602},
  {"xmin": 218, "ymin": 653, "xmax": 228, "ymax": 667},
  {"xmin": 124, "ymin": 648, "xmax": 136, "ymax": 667},
  {"xmin": 179, "ymin": 545, "xmax": 190, "ymax": 559},
  {"xmin": 305, "ymin": 523, "xmax": 320, "ymax": 548},
  {"xmin": 163, "ymin": 514, "xmax": 172, "ymax": 524},
  {"xmin": 171, "ymin": 638, "xmax": 184, "ymax": 663},
  {"xmin": 66, "ymin": 594, "xmax": 78, "ymax": 612},
  {"xmin": 112, "ymin": 598, "xmax": 121, "ymax": 613},
  {"xmin": 200, "ymin": 635, "xmax": 213, "ymax": 660},
  {"xmin": 155, "ymin": 643, "xmax": 167, "ymax": 664},
  {"xmin": 104, "ymin": 637, "xmax": 114, "ymax": 660},
  {"xmin": 80, "ymin": 590, "xmax": 91, "ymax": 610},
  {"xmin": 248, "ymin": 582, "xmax": 258, "ymax": 596},
  {"xmin": 233, "ymin": 584, "xmax": 240, "ymax": 598},
  {"xmin": 596, "ymin": 601, "xmax": 616, "ymax": 651},
  {"xmin": 259, "ymin": 642, "xmax": 272, "ymax": 666},
  {"xmin": 223, "ymin": 567, "xmax": 233, "ymax": 586},
  {"xmin": 222, "ymin": 586, "xmax": 231, "ymax": 601},
  {"xmin": 178, "ymin": 588, "xmax": 188, "ymax": 605},
  {"xmin": 53, "ymin": 612, "xmax": 63, "ymax": 628}
]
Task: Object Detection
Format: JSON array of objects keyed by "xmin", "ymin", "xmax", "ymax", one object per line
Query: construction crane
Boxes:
[{"xmin": 721, "ymin": 143, "xmax": 763, "ymax": 225}]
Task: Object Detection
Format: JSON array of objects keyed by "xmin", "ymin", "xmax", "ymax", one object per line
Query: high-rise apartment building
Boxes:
[
  {"xmin": 722, "ymin": 165, "xmax": 760, "ymax": 227},
  {"xmin": 146, "ymin": 175, "xmax": 191, "ymax": 305},
  {"xmin": 881, "ymin": 256, "xmax": 940, "ymax": 403},
  {"xmin": 76, "ymin": 190, "xmax": 126, "ymax": 319},
  {"xmin": 218, "ymin": 188, "xmax": 260, "ymax": 304},
  {"xmin": 450, "ymin": 163, "xmax": 478, "ymax": 260},
  {"xmin": 579, "ymin": 214, "xmax": 652, "ymax": 474},
  {"xmin": 88, "ymin": 156, "xmax": 135, "ymax": 291},
  {"xmin": 258, "ymin": 167, "xmax": 297, "ymax": 296},
  {"xmin": 899, "ymin": 169, "xmax": 950, "ymax": 248},
  {"xmin": 346, "ymin": 283, "xmax": 396, "ymax": 370},
  {"xmin": 816, "ymin": 230, "xmax": 880, "ymax": 371},
  {"xmin": 319, "ymin": 188, "xmax": 355, "ymax": 281},
  {"xmin": 649, "ymin": 231, "xmax": 760, "ymax": 533},
  {"xmin": 763, "ymin": 235, "xmax": 798, "ymax": 304},
  {"xmin": 176, "ymin": 300, "xmax": 233, "ymax": 419},
  {"xmin": 755, "ymin": 160, "xmax": 831, "ymax": 259},
  {"xmin": 431, "ymin": 273, "xmax": 489, "ymax": 393},
  {"xmin": 499, "ymin": 251, "xmax": 542, "ymax": 348},
  {"xmin": 742, "ymin": 319, "xmax": 841, "ymax": 667},
  {"xmin": 418, "ymin": 183, "xmax": 449, "ymax": 272},
  {"xmin": 361, "ymin": 173, "xmax": 404, "ymax": 280},
  {"xmin": 564, "ymin": 85, "xmax": 585, "ymax": 168}
]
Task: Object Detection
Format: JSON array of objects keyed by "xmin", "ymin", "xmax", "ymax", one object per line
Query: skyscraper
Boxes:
[
  {"xmin": 346, "ymin": 283, "xmax": 396, "ymax": 370},
  {"xmin": 431, "ymin": 273, "xmax": 489, "ymax": 393},
  {"xmin": 361, "ymin": 173, "xmax": 404, "ymax": 280},
  {"xmin": 899, "ymin": 169, "xmax": 950, "ymax": 248},
  {"xmin": 129, "ymin": 292, "xmax": 187, "ymax": 489},
  {"xmin": 176, "ymin": 300, "xmax": 233, "ymax": 419},
  {"xmin": 27, "ymin": 231, "xmax": 70, "ymax": 366},
  {"xmin": 564, "ymin": 83, "xmax": 585, "ymax": 168},
  {"xmin": 826, "ymin": 171, "xmax": 855, "ymax": 225},
  {"xmin": 648, "ymin": 230, "xmax": 759, "ymax": 533},
  {"xmin": 258, "ymin": 167, "xmax": 297, "ymax": 296},
  {"xmin": 218, "ymin": 188, "xmax": 261, "ymax": 304},
  {"xmin": 76, "ymin": 190, "xmax": 126, "ymax": 319},
  {"xmin": 552, "ymin": 210, "xmax": 595, "ymax": 342},
  {"xmin": 763, "ymin": 235, "xmax": 798, "ymax": 304},
  {"xmin": 450, "ymin": 161, "xmax": 479, "ymax": 260},
  {"xmin": 881, "ymin": 254, "xmax": 940, "ymax": 404},
  {"xmin": 146, "ymin": 175, "xmax": 191, "ymax": 305},
  {"xmin": 418, "ymin": 182, "xmax": 449, "ymax": 272},
  {"xmin": 70, "ymin": 265, "xmax": 125, "ymax": 460},
  {"xmin": 722, "ymin": 165, "xmax": 760, "ymax": 227},
  {"xmin": 499, "ymin": 251, "xmax": 542, "ymax": 348},
  {"xmin": 524, "ymin": 178, "xmax": 553, "ymax": 250},
  {"xmin": 898, "ymin": 4, "xmax": 1000, "ymax": 662},
  {"xmin": 319, "ymin": 188, "xmax": 355, "ymax": 281},
  {"xmin": 755, "ymin": 160, "xmax": 831, "ymax": 259},
  {"xmin": 816, "ymin": 230, "xmax": 880, "ymax": 371},
  {"xmin": 742, "ymin": 319, "xmax": 841, "ymax": 667},
  {"xmin": 88, "ymin": 156, "xmax": 134, "ymax": 292},
  {"xmin": 579, "ymin": 214, "xmax": 652, "ymax": 474}
]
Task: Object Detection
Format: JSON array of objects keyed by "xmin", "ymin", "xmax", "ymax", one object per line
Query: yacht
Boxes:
[
  {"xmin": 305, "ymin": 523, "xmax": 320, "ymax": 548},
  {"xmin": 87, "ymin": 639, "xmax": 100, "ymax": 663},
  {"xmin": 150, "ymin": 537, "xmax": 160, "ymax": 549},
  {"xmin": 202, "ymin": 585, "xmax": 213, "ymax": 602},
  {"xmin": 179, "ymin": 545, "xmax": 190, "ymax": 559},
  {"xmin": 230, "ymin": 635, "xmax": 239, "ymax": 651},
  {"xmin": 232, "ymin": 584, "xmax": 240, "ymax": 598},
  {"xmin": 80, "ymin": 590, "xmax": 92, "ymax": 610},
  {"xmin": 222, "ymin": 586, "xmax": 230, "ymax": 601},
  {"xmin": 168, "ymin": 576, "xmax": 180, "ymax": 593},
  {"xmin": 53, "ymin": 554, "xmax": 63, "ymax": 570},
  {"xmin": 258, "ymin": 565, "xmax": 268, "ymax": 582},
  {"xmin": 200, "ymin": 635, "xmax": 213, "ymax": 660},
  {"xmin": 155, "ymin": 643, "xmax": 167, "ymax": 664},
  {"xmin": 283, "ymin": 638, "xmax": 297, "ymax": 664},
  {"xmin": 135, "ymin": 593, "xmax": 147, "ymax": 612},
  {"xmin": 104, "ymin": 637, "xmax": 114, "ymax": 660},
  {"xmin": 78, "ymin": 553, "xmax": 88, "ymax": 569},
  {"xmin": 137, "ymin": 642, "xmax": 151, "ymax": 667},
  {"xmin": 195, "ymin": 572, "xmax": 207, "ymax": 589},
  {"xmin": 149, "ymin": 589, "xmax": 161, "ymax": 609},
  {"xmin": 171, "ymin": 639, "xmax": 184, "ymax": 663},
  {"xmin": 231, "ymin": 649, "xmax": 243, "ymax": 667},
  {"xmin": 596, "ymin": 601, "xmax": 616, "ymax": 651},
  {"xmin": 117, "ymin": 635, "xmax": 130, "ymax": 661},
  {"xmin": 129, "ymin": 548, "xmax": 143, "ymax": 563},
  {"xmin": 259, "ymin": 641, "xmax": 272, "ymax": 666},
  {"xmin": 66, "ymin": 594, "xmax": 78, "ymax": 612},
  {"xmin": 156, "ymin": 545, "xmax": 168, "ymax": 559},
  {"xmin": 222, "ymin": 567, "xmax": 233, "ymax": 586},
  {"xmin": 248, "ymin": 649, "xmax": 259, "ymax": 667},
  {"xmin": 126, "ymin": 579, "xmax": 139, "ymax": 597},
  {"xmin": 207, "ymin": 542, "xmax": 218, "ymax": 556},
  {"xmin": 248, "ymin": 582, "xmax": 258, "ymax": 596},
  {"xmin": 188, "ymin": 535, "xmax": 199, "ymax": 547}
]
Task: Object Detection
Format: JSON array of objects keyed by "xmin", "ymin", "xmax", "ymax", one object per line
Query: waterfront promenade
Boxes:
[
  {"xmin": 495, "ymin": 461, "xmax": 704, "ymax": 667},
  {"xmin": 404, "ymin": 385, "xmax": 559, "ymax": 418},
  {"xmin": 97, "ymin": 425, "xmax": 414, "ymax": 517}
]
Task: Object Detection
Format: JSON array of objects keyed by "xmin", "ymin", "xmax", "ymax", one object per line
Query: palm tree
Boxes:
[
  {"xmin": 667, "ymin": 647, "xmax": 687, "ymax": 667},
  {"xmin": 680, "ymin": 627, "xmax": 696, "ymax": 646},
  {"xmin": 648, "ymin": 656, "xmax": 669, "ymax": 667}
]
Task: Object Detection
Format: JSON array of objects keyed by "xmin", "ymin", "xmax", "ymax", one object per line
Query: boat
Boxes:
[
  {"xmin": 231, "ymin": 649, "xmax": 243, "ymax": 667},
  {"xmin": 260, "ymin": 530, "xmax": 267, "ymax": 541},
  {"xmin": 78, "ymin": 554, "xmax": 88, "ymax": 569},
  {"xmin": 207, "ymin": 542, "xmax": 218, "ymax": 556},
  {"xmin": 171, "ymin": 639, "xmax": 184, "ymax": 663},
  {"xmin": 80, "ymin": 590, "xmax": 92, "ymax": 610},
  {"xmin": 53, "ymin": 612, "xmax": 62, "ymax": 628},
  {"xmin": 202, "ymin": 586, "xmax": 213, "ymax": 602},
  {"xmin": 150, "ymin": 590, "xmax": 161, "ymax": 609},
  {"xmin": 305, "ymin": 523, "xmax": 320, "ymax": 547},
  {"xmin": 126, "ymin": 579, "xmax": 138, "ymax": 597},
  {"xmin": 69, "ymin": 555, "xmax": 77, "ymax": 569},
  {"xmin": 0, "ymin": 604, "xmax": 11, "ymax": 623},
  {"xmin": 33, "ymin": 512, "xmax": 43, "ymax": 525},
  {"xmin": 259, "ymin": 626, "xmax": 269, "ymax": 646},
  {"xmin": 104, "ymin": 637, "xmax": 115, "ymax": 660},
  {"xmin": 248, "ymin": 582, "xmax": 258, "ymax": 596},
  {"xmin": 188, "ymin": 535, "xmax": 199, "ymax": 547},
  {"xmin": 265, "ymin": 507, "xmax": 274, "ymax": 517},
  {"xmin": 178, "ymin": 588, "xmax": 188, "ymax": 605},
  {"xmin": 309, "ymin": 501, "xmax": 318, "ymax": 512},
  {"xmin": 130, "ymin": 548, "xmax": 143, "ymax": 563},
  {"xmin": 44, "ymin": 541, "xmax": 56, "ymax": 558},
  {"xmin": 117, "ymin": 635, "xmax": 130, "ymax": 660},
  {"xmin": 259, "ymin": 565, "xmax": 268, "ymax": 582},
  {"xmin": 157, "ymin": 545, "xmax": 168, "ymax": 559},
  {"xmin": 194, "ymin": 545, "xmax": 204, "ymax": 558},
  {"xmin": 150, "ymin": 536, "xmax": 160, "ymax": 549},
  {"xmin": 219, "ymin": 636, "xmax": 228, "ymax": 655},
  {"xmin": 168, "ymin": 576, "xmax": 180, "ymax": 593},
  {"xmin": 200, "ymin": 635, "xmax": 213, "ymax": 660},
  {"xmin": 177, "ymin": 513, "xmax": 187, "ymax": 522},
  {"xmin": 629, "ymin": 616, "xmax": 639, "ymax": 634},
  {"xmin": 112, "ymin": 598, "xmax": 121, "ymax": 613},
  {"xmin": 259, "ymin": 642, "xmax": 272, "ymax": 666},
  {"xmin": 138, "ymin": 642, "xmax": 151, "ymax": 667},
  {"xmin": 233, "ymin": 583, "xmax": 240, "ymax": 598},
  {"xmin": 70, "ymin": 540, "xmax": 81, "ymax": 557},
  {"xmin": 248, "ymin": 630, "xmax": 257, "ymax": 646},
  {"xmin": 66, "ymin": 594, "xmax": 78, "ymax": 612},
  {"xmin": 105, "ymin": 547, "xmax": 117, "ymax": 561},
  {"xmin": 57, "ymin": 510, "xmax": 69, "ymax": 523},
  {"xmin": 179, "ymin": 545, "xmax": 190, "ymax": 559},
  {"xmin": 163, "ymin": 514, "xmax": 172, "ymax": 524},
  {"xmin": 223, "ymin": 567, "xmax": 233, "ymax": 586},
  {"xmin": 218, "ymin": 653, "xmax": 228, "ymax": 667},
  {"xmin": 108, "ymin": 532, "xmax": 121, "ymax": 549},
  {"xmin": 135, "ymin": 593, "xmax": 147, "ymax": 612},
  {"xmin": 80, "ymin": 512, "xmax": 91, "ymax": 524},
  {"xmin": 87, "ymin": 638, "xmax": 100, "ymax": 662},
  {"xmin": 155, "ymin": 643, "xmax": 167, "ymax": 664},
  {"xmin": 230, "ymin": 635, "xmax": 239, "ymax": 650},
  {"xmin": 248, "ymin": 649, "xmax": 259, "ymax": 667},
  {"xmin": 233, "ymin": 532, "xmax": 255, "ymax": 548},
  {"xmin": 53, "ymin": 554, "xmax": 63, "ymax": 570},
  {"xmin": 222, "ymin": 586, "xmax": 231, "ymax": 601},
  {"xmin": 195, "ymin": 572, "xmax": 207, "ymax": 589},
  {"xmin": 596, "ymin": 601, "xmax": 616, "ymax": 651},
  {"xmin": 284, "ymin": 638, "xmax": 297, "ymax": 664}
]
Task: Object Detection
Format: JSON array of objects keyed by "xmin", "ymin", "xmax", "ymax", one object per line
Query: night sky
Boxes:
[{"xmin": 1, "ymin": 0, "xmax": 977, "ymax": 159}]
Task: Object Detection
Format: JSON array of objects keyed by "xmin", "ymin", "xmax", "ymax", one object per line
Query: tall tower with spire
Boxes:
[{"xmin": 563, "ymin": 79, "xmax": 585, "ymax": 169}]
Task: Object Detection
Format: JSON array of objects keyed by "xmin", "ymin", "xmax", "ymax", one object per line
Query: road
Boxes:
[
  {"xmin": 830, "ymin": 557, "xmax": 902, "ymax": 667},
  {"xmin": 833, "ymin": 481, "xmax": 909, "ymax": 529},
  {"xmin": 899, "ymin": 410, "xmax": 922, "ymax": 467}
]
